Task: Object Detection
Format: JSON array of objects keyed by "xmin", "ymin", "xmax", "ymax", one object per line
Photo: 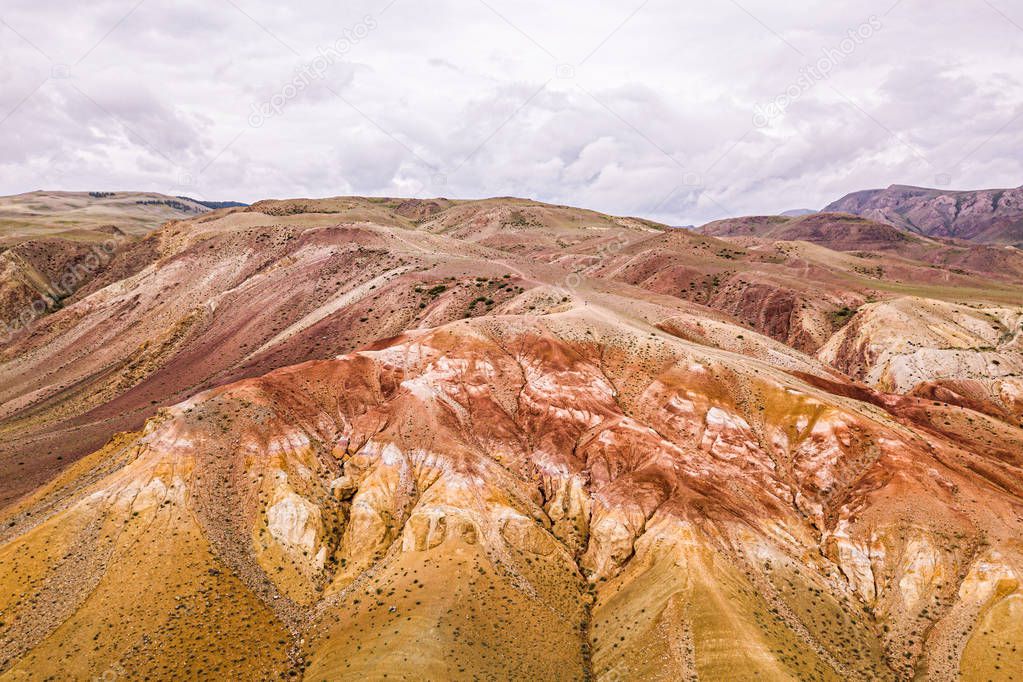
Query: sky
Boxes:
[{"xmin": 1, "ymin": 0, "xmax": 1022, "ymax": 225}]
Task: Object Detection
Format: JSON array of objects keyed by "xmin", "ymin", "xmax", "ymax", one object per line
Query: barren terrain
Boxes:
[{"xmin": 0, "ymin": 194, "xmax": 1021, "ymax": 680}]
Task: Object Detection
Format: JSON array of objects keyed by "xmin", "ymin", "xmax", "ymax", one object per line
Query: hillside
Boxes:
[
  {"xmin": 0, "ymin": 191, "xmax": 218, "ymax": 244},
  {"xmin": 0, "ymin": 191, "xmax": 230, "ymax": 342},
  {"xmin": 0, "ymin": 195, "xmax": 1022, "ymax": 680},
  {"xmin": 701, "ymin": 213, "xmax": 917, "ymax": 250}
]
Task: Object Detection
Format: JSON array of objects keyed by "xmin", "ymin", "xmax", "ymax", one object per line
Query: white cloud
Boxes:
[{"xmin": 0, "ymin": 0, "xmax": 1021, "ymax": 224}]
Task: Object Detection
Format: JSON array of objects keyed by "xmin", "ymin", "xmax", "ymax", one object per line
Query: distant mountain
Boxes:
[
  {"xmin": 0, "ymin": 190, "xmax": 214, "ymax": 243},
  {"xmin": 699, "ymin": 211, "xmax": 1023, "ymax": 283},
  {"xmin": 779, "ymin": 208, "xmax": 817, "ymax": 217},
  {"xmin": 177, "ymin": 196, "xmax": 249, "ymax": 209},
  {"xmin": 825, "ymin": 183, "xmax": 1023, "ymax": 246},
  {"xmin": 701, "ymin": 212, "xmax": 916, "ymax": 249}
]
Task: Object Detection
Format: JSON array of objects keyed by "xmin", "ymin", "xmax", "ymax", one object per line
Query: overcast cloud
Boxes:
[{"xmin": 1, "ymin": 0, "xmax": 1021, "ymax": 224}]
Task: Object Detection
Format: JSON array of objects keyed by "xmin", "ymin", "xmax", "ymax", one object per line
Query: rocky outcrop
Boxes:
[{"xmin": 818, "ymin": 297, "xmax": 1023, "ymax": 402}]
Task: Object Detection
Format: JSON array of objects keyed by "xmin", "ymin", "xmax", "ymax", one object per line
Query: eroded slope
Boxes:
[{"xmin": 2, "ymin": 310, "xmax": 1021, "ymax": 680}]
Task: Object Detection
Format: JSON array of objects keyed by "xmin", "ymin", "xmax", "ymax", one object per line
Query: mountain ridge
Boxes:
[{"xmin": 824, "ymin": 183, "xmax": 1023, "ymax": 246}]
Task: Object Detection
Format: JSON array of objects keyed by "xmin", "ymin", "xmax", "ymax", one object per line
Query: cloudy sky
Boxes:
[{"xmin": 1, "ymin": 0, "xmax": 1022, "ymax": 224}]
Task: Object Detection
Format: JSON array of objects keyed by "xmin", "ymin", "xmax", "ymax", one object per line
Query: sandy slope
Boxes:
[{"xmin": 2, "ymin": 308, "xmax": 1021, "ymax": 680}]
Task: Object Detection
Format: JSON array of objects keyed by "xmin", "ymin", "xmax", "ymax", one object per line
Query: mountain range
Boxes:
[{"xmin": 826, "ymin": 184, "xmax": 1023, "ymax": 247}]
